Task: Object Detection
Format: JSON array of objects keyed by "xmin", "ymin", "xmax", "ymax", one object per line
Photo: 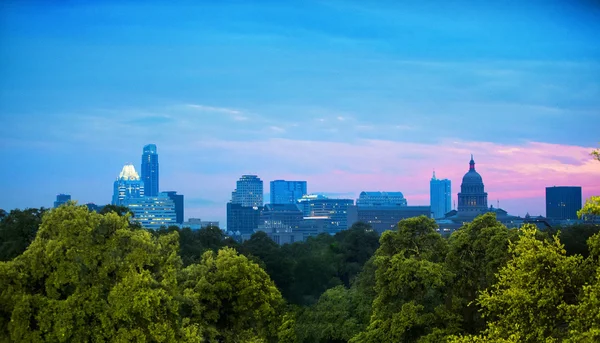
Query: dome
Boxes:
[
  {"xmin": 461, "ymin": 155, "xmax": 483, "ymax": 184},
  {"xmin": 118, "ymin": 163, "xmax": 140, "ymax": 180},
  {"xmin": 462, "ymin": 170, "xmax": 483, "ymax": 184}
]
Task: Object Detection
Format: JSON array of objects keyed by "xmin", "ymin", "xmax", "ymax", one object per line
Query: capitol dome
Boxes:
[{"xmin": 462, "ymin": 155, "xmax": 483, "ymax": 184}]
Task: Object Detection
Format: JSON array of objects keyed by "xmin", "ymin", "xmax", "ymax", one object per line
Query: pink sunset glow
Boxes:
[{"xmin": 164, "ymin": 138, "xmax": 600, "ymax": 223}]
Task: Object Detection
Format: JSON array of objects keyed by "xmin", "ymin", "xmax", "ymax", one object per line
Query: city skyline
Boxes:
[{"xmin": 1, "ymin": 1, "xmax": 600, "ymax": 226}]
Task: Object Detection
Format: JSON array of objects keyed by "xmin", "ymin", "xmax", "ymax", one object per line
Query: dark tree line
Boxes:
[{"xmin": 1, "ymin": 204, "xmax": 599, "ymax": 342}]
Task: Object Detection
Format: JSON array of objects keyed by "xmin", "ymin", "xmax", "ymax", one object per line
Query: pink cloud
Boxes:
[{"xmin": 165, "ymin": 138, "xmax": 600, "ymax": 222}]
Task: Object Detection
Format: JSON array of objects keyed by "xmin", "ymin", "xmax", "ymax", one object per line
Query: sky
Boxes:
[{"xmin": 1, "ymin": 0, "xmax": 599, "ymax": 227}]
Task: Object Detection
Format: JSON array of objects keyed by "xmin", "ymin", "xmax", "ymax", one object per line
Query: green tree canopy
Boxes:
[
  {"xmin": 0, "ymin": 207, "xmax": 46, "ymax": 261},
  {"xmin": 352, "ymin": 216, "xmax": 458, "ymax": 343}
]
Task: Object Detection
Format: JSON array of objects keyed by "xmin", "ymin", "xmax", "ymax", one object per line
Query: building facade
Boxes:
[
  {"xmin": 112, "ymin": 164, "xmax": 145, "ymax": 206},
  {"xmin": 270, "ymin": 180, "xmax": 307, "ymax": 204},
  {"xmin": 258, "ymin": 204, "xmax": 303, "ymax": 233},
  {"xmin": 164, "ymin": 191, "xmax": 184, "ymax": 224},
  {"xmin": 430, "ymin": 172, "xmax": 452, "ymax": 219},
  {"xmin": 297, "ymin": 195, "xmax": 354, "ymax": 232},
  {"xmin": 54, "ymin": 194, "xmax": 71, "ymax": 208},
  {"xmin": 356, "ymin": 191, "xmax": 407, "ymax": 207},
  {"xmin": 141, "ymin": 144, "xmax": 159, "ymax": 197},
  {"xmin": 124, "ymin": 193, "xmax": 176, "ymax": 229},
  {"xmin": 347, "ymin": 205, "xmax": 432, "ymax": 235},
  {"xmin": 232, "ymin": 175, "xmax": 263, "ymax": 207},
  {"xmin": 546, "ymin": 186, "xmax": 582, "ymax": 220},
  {"xmin": 226, "ymin": 202, "xmax": 262, "ymax": 235},
  {"xmin": 457, "ymin": 155, "xmax": 488, "ymax": 214}
]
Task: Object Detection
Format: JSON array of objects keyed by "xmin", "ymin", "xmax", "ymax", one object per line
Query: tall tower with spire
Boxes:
[
  {"xmin": 430, "ymin": 170, "xmax": 452, "ymax": 219},
  {"xmin": 141, "ymin": 144, "xmax": 159, "ymax": 197},
  {"xmin": 457, "ymin": 155, "xmax": 488, "ymax": 214}
]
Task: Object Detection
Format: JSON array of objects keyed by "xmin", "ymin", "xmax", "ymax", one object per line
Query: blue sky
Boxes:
[{"xmin": 1, "ymin": 0, "xmax": 599, "ymax": 226}]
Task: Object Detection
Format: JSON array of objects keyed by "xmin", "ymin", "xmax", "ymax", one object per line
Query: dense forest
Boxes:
[{"xmin": 1, "ymin": 199, "xmax": 599, "ymax": 342}]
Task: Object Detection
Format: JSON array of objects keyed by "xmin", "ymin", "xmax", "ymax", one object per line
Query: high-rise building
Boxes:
[
  {"xmin": 356, "ymin": 191, "xmax": 407, "ymax": 207},
  {"xmin": 112, "ymin": 164, "xmax": 144, "ymax": 205},
  {"xmin": 297, "ymin": 194, "xmax": 354, "ymax": 232},
  {"xmin": 124, "ymin": 192, "xmax": 176, "ymax": 229},
  {"xmin": 231, "ymin": 175, "xmax": 263, "ymax": 207},
  {"xmin": 54, "ymin": 194, "xmax": 71, "ymax": 208},
  {"xmin": 164, "ymin": 191, "xmax": 184, "ymax": 224},
  {"xmin": 227, "ymin": 202, "xmax": 262, "ymax": 235},
  {"xmin": 141, "ymin": 144, "xmax": 159, "ymax": 197},
  {"xmin": 457, "ymin": 155, "xmax": 488, "ymax": 214},
  {"xmin": 270, "ymin": 180, "xmax": 307, "ymax": 204},
  {"xmin": 546, "ymin": 186, "xmax": 582, "ymax": 220},
  {"xmin": 259, "ymin": 204, "xmax": 304, "ymax": 233},
  {"xmin": 430, "ymin": 172, "xmax": 452, "ymax": 219}
]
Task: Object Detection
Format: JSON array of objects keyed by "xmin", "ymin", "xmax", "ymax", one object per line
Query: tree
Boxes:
[
  {"xmin": 0, "ymin": 207, "xmax": 46, "ymax": 261},
  {"xmin": 178, "ymin": 247, "xmax": 284, "ymax": 342},
  {"xmin": 465, "ymin": 225, "xmax": 585, "ymax": 342},
  {"xmin": 578, "ymin": 145, "xmax": 600, "ymax": 220},
  {"xmin": 240, "ymin": 231, "xmax": 295, "ymax": 299},
  {"xmin": 352, "ymin": 216, "xmax": 458, "ymax": 342},
  {"xmin": 332, "ymin": 222, "xmax": 380, "ymax": 287},
  {"xmin": 564, "ymin": 232, "xmax": 600, "ymax": 342},
  {"xmin": 296, "ymin": 286, "xmax": 362, "ymax": 343},
  {"xmin": 0, "ymin": 204, "xmax": 196, "ymax": 342},
  {"xmin": 99, "ymin": 204, "xmax": 132, "ymax": 217},
  {"xmin": 445, "ymin": 213, "xmax": 518, "ymax": 334}
]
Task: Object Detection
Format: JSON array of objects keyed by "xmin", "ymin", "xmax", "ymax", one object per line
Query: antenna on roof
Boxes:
[{"xmin": 497, "ymin": 199, "xmax": 500, "ymax": 208}]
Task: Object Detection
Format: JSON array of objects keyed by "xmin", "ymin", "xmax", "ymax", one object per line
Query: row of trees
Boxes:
[{"xmin": 1, "ymin": 204, "xmax": 599, "ymax": 342}]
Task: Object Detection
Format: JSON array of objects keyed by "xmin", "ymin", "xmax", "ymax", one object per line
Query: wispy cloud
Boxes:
[{"xmin": 184, "ymin": 104, "xmax": 242, "ymax": 115}]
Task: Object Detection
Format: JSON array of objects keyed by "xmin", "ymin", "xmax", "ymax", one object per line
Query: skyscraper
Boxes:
[
  {"xmin": 112, "ymin": 164, "xmax": 144, "ymax": 205},
  {"xmin": 546, "ymin": 186, "xmax": 582, "ymax": 220},
  {"xmin": 231, "ymin": 175, "xmax": 263, "ymax": 207},
  {"xmin": 54, "ymin": 194, "xmax": 71, "ymax": 208},
  {"xmin": 270, "ymin": 180, "xmax": 307, "ymax": 204},
  {"xmin": 430, "ymin": 172, "xmax": 452, "ymax": 219},
  {"xmin": 164, "ymin": 191, "xmax": 184, "ymax": 224},
  {"xmin": 141, "ymin": 144, "xmax": 159, "ymax": 197}
]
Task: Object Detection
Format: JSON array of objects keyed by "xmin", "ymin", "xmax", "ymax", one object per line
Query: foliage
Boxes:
[
  {"xmin": 467, "ymin": 225, "xmax": 586, "ymax": 342},
  {"xmin": 178, "ymin": 247, "xmax": 284, "ymax": 342},
  {"xmin": 352, "ymin": 216, "xmax": 459, "ymax": 342},
  {"xmin": 0, "ymin": 207, "xmax": 46, "ymax": 261},
  {"xmin": 445, "ymin": 213, "xmax": 518, "ymax": 333},
  {"xmin": 98, "ymin": 204, "xmax": 132, "ymax": 217},
  {"xmin": 544, "ymin": 224, "xmax": 600, "ymax": 258},
  {"xmin": 0, "ymin": 204, "xmax": 284, "ymax": 343}
]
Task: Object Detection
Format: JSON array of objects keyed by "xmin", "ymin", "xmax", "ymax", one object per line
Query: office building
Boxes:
[
  {"xmin": 164, "ymin": 191, "xmax": 184, "ymax": 224},
  {"xmin": 430, "ymin": 172, "xmax": 452, "ymax": 219},
  {"xmin": 141, "ymin": 144, "xmax": 159, "ymax": 197},
  {"xmin": 297, "ymin": 194, "xmax": 354, "ymax": 232},
  {"xmin": 347, "ymin": 205, "xmax": 432, "ymax": 235},
  {"xmin": 258, "ymin": 204, "xmax": 303, "ymax": 233},
  {"xmin": 112, "ymin": 164, "xmax": 144, "ymax": 206},
  {"xmin": 270, "ymin": 180, "xmax": 307, "ymax": 204},
  {"xmin": 546, "ymin": 186, "xmax": 582, "ymax": 220},
  {"xmin": 356, "ymin": 191, "xmax": 407, "ymax": 207},
  {"xmin": 124, "ymin": 193, "xmax": 176, "ymax": 229},
  {"xmin": 180, "ymin": 218, "xmax": 220, "ymax": 230},
  {"xmin": 54, "ymin": 194, "xmax": 71, "ymax": 208},
  {"xmin": 231, "ymin": 175, "xmax": 263, "ymax": 207},
  {"xmin": 226, "ymin": 202, "xmax": 262, "ymax": 235}
]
